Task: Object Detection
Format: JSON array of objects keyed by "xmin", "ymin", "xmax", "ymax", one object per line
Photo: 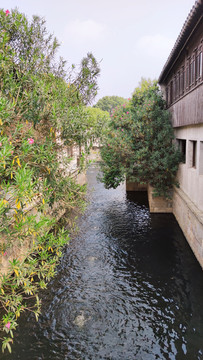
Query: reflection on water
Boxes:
[{"xmin": 2, "ymin": 165, "xmax": 203, "ymax": 360}]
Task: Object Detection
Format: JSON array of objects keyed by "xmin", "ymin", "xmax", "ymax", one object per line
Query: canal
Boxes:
[{"xmin": 2, "ymin": 165, "xmax": 203, "ymax": 360}]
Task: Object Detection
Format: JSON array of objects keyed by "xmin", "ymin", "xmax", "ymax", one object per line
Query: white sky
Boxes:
[{"xmin": 0, "ymin": 0, "xmax": 196, "ymax": 102}]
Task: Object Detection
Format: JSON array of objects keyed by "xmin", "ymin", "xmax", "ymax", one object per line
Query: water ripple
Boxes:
[{"xmin": 2, "ymin": 165, "xmax": 203, "ymax": 360}]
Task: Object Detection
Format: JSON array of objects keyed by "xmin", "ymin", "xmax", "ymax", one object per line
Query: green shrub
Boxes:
[{"xmin": 100, "ymin": 79, "xmax": 182, "ymax": 197}]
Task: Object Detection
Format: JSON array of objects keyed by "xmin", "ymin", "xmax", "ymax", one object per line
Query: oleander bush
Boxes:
[{"xmin": 0, "ymin": 7, "xmax": 108, "ymax": 353}]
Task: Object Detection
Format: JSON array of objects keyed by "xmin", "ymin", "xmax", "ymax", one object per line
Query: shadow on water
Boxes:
[
  {"xmin": 126, "ymin": 190, "xmax": 149, "ymax": 207},
  {"xmin": 2, "ymin": 165, "xmax": 203, "ymax": 360}
]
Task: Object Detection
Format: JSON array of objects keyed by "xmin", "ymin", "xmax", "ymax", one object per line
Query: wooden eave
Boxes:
[{"xmin": 158, "ymin": 0, "xmax": 203, "ymax": 84}]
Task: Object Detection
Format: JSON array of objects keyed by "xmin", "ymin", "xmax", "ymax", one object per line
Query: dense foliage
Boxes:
[
  {"xmin": 93, "ymin": 95, "xmax": 127, "ymax": 114},
  {"xmin": 100, "ymin": 79, "xmax": 182, "ymax": 197},
  {"xmin": 61, "ymin": 106, "xmax": 109, "ymax": 155},
  {"xmin": 0, "ymin": 8, "xmax": 107, "ymax": 353}
]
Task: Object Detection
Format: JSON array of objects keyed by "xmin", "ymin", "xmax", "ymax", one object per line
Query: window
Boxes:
[
  {"xmin": 189, "ymin": 55, "xmax": 195, "ymax": 87},
  {"xmin": 166, "ymin": 86, "xmax": 169, "ymax": 106},
  {"xmin": 180, "ymin": 66, "xmax": 185, "ymax": 96},
  {"xmin": 176, "ymin": 72, "xmax": 180, "ymax": 99},
  {"xmin": 170, "ymin": 80, "xmax": 173, "ymax": 105},
  {"xmin": 197, "ymin": 49, "xmax": 203, "ymax": 80},
  {"xmin": 165, "ymin": 41, "xmax": 203, "ymax": 106},
  {"xmin": 199, "ymin": 142, "xmax": 203, "ymax": 175},
  {"xmin": 196, "ymin": 50, "xmax": 200, "ymax": 82},
  {"xmin": 173, "ymin": 76, "xmax": 176, "ymax": 100},
  {"xmin": 186, "ymin": 59, "xmax": 190, "ymax": 90},
  {"xmin": 192, "ymin": 141, "xmax": 197, "ymax": 167},
  {"xmin": 200, "ymin": 51, "xmax": 203, "ymax": 79},
  {"xmin": 189, "ymin": 140, "xmax": 197, "ymax": 168},
  {"xmin": 178, "ymin": 139, "xmax": 186, "ymax": 163}
]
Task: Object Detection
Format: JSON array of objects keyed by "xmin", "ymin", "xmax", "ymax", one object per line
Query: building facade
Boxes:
[{"xmin": 159, "ymin": 0, "xmax": 203, "ymax": 268}]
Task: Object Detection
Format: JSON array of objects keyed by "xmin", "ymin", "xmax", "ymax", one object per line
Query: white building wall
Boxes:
[
  {"xmin": 172, "ymin": 123, "xmax": 203, "ymax": 269},
  {"xmin": 174, "ymin": 124, "xmax": 203, "ymax": 211}
]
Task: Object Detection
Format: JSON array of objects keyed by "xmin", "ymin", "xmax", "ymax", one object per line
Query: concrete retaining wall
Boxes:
[
  {"xmin": 173, "ymin": 187, "xmax": 203, "ymax": 269},
  {"xmin": 147, "ymin": 185, "xmax": 173, "ymax": 213},
  {"xmin": 126, "ymin": 181, "xmax": 147, "ymax": 191}
]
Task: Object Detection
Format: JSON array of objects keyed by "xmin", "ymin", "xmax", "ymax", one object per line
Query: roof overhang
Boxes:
[{"xmin": 158, "ymin": 0, "xmax": 203, "ymax": 84}]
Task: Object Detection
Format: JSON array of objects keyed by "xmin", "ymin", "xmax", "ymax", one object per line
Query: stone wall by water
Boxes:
[
  {"xmin": 147, "ymin": 185, "xmax": 173, "ymax": 213},
  {"xmin": 173, "ymin": 187, "xmax": 203, "ymax": 269}
]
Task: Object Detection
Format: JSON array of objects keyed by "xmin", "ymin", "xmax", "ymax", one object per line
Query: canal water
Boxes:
[{"xmin": 2, "ymin": 165, "xmax": 203, "ymax": 360}]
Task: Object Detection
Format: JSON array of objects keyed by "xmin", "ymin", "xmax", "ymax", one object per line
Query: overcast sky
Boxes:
[{"xmin": 1, "ymin": 0, "xmax": 196, "ymax": 102}]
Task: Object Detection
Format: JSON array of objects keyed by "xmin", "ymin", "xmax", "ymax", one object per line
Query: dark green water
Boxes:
[{"xmin": 2, "ymin": 165, "xmax": 203, "ymax": 360}]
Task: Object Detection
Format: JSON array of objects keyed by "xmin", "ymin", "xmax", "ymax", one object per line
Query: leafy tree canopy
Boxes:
[
  {"xmin": 93, "ymin": 95, "xmax": 127, "ymax": 114},
  {"xmin": 61, "ymin": 106, "xmax": 109, "ymax": 150},
  {"xmin": 100, "ymin": 79, "xmax": 182, "ymax": 197}
]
